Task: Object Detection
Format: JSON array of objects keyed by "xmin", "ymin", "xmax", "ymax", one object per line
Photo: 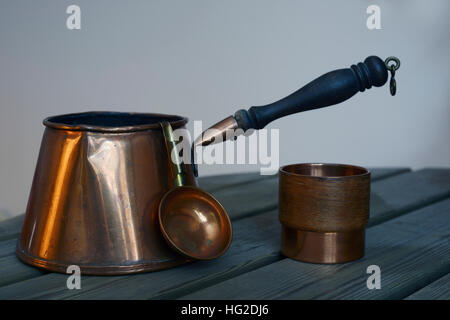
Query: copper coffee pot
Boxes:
[
  {"xmin": 18, "ymin": 55, "xmax": 399, "ymax": 274},
  {"xmin": 17, "ymin": 112, "xmax": 196, "ymax": 274}
]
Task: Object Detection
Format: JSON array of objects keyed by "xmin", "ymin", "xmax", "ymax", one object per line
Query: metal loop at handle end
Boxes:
[
  {"xmin": 385, "ymin": 56, "xmax": 400, "ymax": 71},
  {"xmin": 385, "ymin": 56, "xmax": 400, "ymax": 96}
]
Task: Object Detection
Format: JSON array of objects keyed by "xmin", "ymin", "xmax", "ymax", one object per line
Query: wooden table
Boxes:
[{"xmin": 0, "ymin": 168, "xmax": 449, "ymax": 300}]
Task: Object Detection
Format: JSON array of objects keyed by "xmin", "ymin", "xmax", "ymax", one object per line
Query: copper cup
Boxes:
[
  {"xmin": 279, "ymin": 163, "xmax": 370, "ymax": 264},
  {"xmin": 17, "ymin": 112, "xmax": 197, "ymax": 275}
]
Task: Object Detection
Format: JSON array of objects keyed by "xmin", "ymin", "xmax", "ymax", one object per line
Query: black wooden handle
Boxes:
[{"xmin": 234, "ymin": 56, "xmax": 388, "ymax": 130}]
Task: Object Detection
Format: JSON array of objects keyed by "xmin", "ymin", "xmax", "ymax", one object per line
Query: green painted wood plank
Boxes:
[
  {"xmin": 0, "ymin": 255, "xmax": 46, "ymax": 288},
  {"xmin": 198, "ymin": 172, "xmax": 271, "ymax": 192},
  {"xmin": 368, "ymin": 168, "xmax": 450, "ymax": 226},
  {"xmin": 405, "ymin": 273, "xmax": 450, "ymax": 300},
  {"xmin": 0, "ymin": 173, "xmax": 274, "ymax": 293},
  {"xmin": 1, "ymin": 168, "xmax": 444, "ymax": 300},
  {"xmin": 367, "ymin": 167, "xmax": 411, "ymax": 181},
  {"xmin": 0, "ymin": 239, "xmax": 17, "ymax": 258},
  {"xmin": 0, "ymin": 209, "xmax": 281, "ymax": 299},
  {"xmin": 181, "ymin": 198, "xmax": 450, "ymax": 300},
  {"xmin": 0, "ymin": 215, "xmax": 24, "ymax": 241}
]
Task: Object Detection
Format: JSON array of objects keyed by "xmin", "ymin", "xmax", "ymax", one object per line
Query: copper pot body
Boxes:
[
  {"xmin": 279, "ymin": 163, "xmax": 370, "ymax": 264},
  {"xmin": 17, "ymin": 112, "xmax": 197, "ymax": 275}
]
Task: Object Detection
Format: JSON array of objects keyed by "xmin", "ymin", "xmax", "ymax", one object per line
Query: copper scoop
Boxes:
[{"xmin": 158, "ymin": 122, "xmax": 232, "ymax": 260}]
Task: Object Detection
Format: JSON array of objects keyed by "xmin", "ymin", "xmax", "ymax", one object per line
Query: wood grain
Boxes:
[
  {"xmin": 5, "ymin": 167, "xmax": 444, "ymax": 300},
  {"xmin": 0, "ymin": 239, "xmax": 16, "ymax": 258},
  {"xmin": 0, "ymin": 255, "xmax": 47, "ymax": 287},
  {"xmin": 181, "ymin": 198, "xmax": 450, "ymax": 300},
  {"xmin": 0, "ymin": 168, "xmax": 430, "ymax": 299},
  {"xmin": 368, "ymin": 169, "xmax": 450, "ymax": 226},
  {"xmin": 0, "ymin": 215, "xmax": 24, "ymax": 241},
  {"xmin": 199, "ymin": 172, "xmax": 271, "ymax": 192},
  {"xmin": 0, "ymin": 209, "xmax": 281, "ymax": 299},
  {"xmin": 405, "ymin": 273, "xmax": 450, "ymax": 300}
]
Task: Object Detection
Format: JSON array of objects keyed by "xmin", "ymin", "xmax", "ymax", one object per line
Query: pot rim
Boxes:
[
  {"xmin": 43, "ymin": 111, "xmax": 188, "ymax": 133},
  {"xmin": 279, "ymin": 163, "xmax": 370, "ymax": 179}
]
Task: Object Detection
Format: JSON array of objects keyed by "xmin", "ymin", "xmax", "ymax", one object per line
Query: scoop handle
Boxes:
[
  {"xmin": 160, "ymin": 122, "xmax": 186, "ymax": 187},
  {"xmin": 234, "ymin": 56, "xmax": 388, "ymax": 130}
]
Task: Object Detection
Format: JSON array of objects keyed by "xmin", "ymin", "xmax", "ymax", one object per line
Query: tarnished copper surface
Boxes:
[
  {"xmin": 193, "ymin": 115, "xmax": 238, "ymax": 148},
  {"xmin": 17, "ymin": 112, "xmax": 197, "ymax": 275},
  {"xmin": 159, "ymin": 122, "xmax": 232, "ymax": 260},
  {"xmin": 279, "ymin": 163, "xmax": 370, "ymax": 264}
]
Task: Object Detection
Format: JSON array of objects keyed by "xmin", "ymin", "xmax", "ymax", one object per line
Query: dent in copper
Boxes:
[
  {"xmin": 279, "ymin": 163, "xmax": 370, "ymax": 264},
  {"xmin": 17, "ymin": 112, "xmax": 197, "ymax": 275}
]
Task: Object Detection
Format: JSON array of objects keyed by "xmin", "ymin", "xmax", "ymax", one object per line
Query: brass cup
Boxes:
[{"xmin": 279, "ymin": 163, "xmax": 370, "ymax": 264}]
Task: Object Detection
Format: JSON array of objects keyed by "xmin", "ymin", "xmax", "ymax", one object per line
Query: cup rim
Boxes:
[
  {"xmin": 43, "ymin": 111, "xmax": 188, "ymax": 133},
  {"xmin": 279, "ymin": 163, "xmax": 370, "ymax": 179}
]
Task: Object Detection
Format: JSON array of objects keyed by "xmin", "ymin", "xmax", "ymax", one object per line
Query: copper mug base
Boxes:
[
  {"xmin": 279, "ymin": 163, "xmax": 370, "ymax": 264},
  {"xmin": 281, "ymin": 227, "xmax": 365, "ymax": 264}
]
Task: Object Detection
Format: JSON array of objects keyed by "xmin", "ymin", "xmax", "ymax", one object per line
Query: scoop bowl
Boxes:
[{"xmin": 158, "ymin": 186, "xmax": 232, "ymax": 260}]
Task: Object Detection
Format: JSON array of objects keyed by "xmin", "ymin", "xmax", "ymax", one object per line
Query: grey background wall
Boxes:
[{"xmin": 0, "ymin": 0, "xmax": 449, "ymax": 219}]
